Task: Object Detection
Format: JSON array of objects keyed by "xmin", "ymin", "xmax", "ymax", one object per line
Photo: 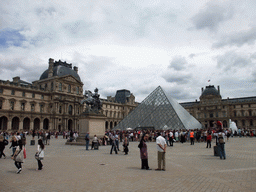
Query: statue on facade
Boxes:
[{"xmin": 81, "ymin": 88, "xmax": 102, "ymax": 114}]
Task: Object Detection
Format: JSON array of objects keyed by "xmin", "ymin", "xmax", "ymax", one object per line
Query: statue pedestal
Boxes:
[{"xmin": 66, "ymin": 112, "xmax": 106, "ymax": 145}]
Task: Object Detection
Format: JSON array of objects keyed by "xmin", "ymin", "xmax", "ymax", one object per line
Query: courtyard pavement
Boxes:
[{"xmin": 0, "ymin": 136, "xmax": 256, "ymax": 192}]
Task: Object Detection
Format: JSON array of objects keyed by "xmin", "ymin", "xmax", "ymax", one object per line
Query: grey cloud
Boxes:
[
  {"xmin": 216, "ymin": 51, "xmax": 254, "ymax": 71},
  {"xmin": 162, "ymin": 72, "xmax": 192, "ymax": 85},
  {"xmin": 213, "ymin": 27, "xmax": 256, "ymax": 48},
  {"xmin": 168, "ymin": 56, "xmax": 188, "ymax": 71},
  {"xmin": 191, "ymin": 2, "xmax": 234, "ymax": 31}
]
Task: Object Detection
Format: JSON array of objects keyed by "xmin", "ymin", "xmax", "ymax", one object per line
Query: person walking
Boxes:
[
  {"xmin": 155, "ymin": 132, "xmax": 167, "ymax": 171},
  {"xmin": 138, "ymin": 134, "xmax": 151, "ymax": 170},
  {"xmin": 110, "ymin": 133, "xmax": 118, "ymax": 154},
  {"xmin": 218, "ymin": 131, "xmax": 226, "ymax": 160},
  {"xmin": 169, "ymin": 131, "xmax": 174, "ymax": 146},
  {"xmin": 85, "ymin": 132, "xmax": 90, "ymax": 150},
  {"xmin": 190, "ymin": 130, "xmax": 195, "ymax": 145},
  {"xmin": 10, "ymin": 136, "xmax": 18, "ymax": 157},
  {"xmin": 12, "ymin": 140, "xmax": 24, "ymax": 174},
  {"xmin": 123, "ymin": 136, "xmax": 129, "ymax": 155},
  {"xmin": 206, "ymin": 132, "xmax": 212, "ymax": 148},
  {"xmin": 36, "ymin": 139, "xmax": 45, "ymax": 170},
  {"xmin": 0, "ymin": 135, "xmax": 8, "ymax": 159}
]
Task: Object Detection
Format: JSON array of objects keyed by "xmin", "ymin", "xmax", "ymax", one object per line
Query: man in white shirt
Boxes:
[{"xmin": 155, "ymin": 132, "xmax": 167, "ymax": 171}]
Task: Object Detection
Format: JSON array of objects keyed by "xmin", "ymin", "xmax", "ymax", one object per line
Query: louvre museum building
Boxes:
[
  {"xmin": 0, "ymin": 58, "xmax": 137, "ymax": 132},
  {"xmin": 0, "ymin": 58, "xmax": 255, "ymax": 132}
]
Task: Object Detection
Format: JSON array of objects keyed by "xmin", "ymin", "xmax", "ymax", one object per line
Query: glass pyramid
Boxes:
[{"xmin": 113, "ymin": 86, "xmax": 202, "ymax": 130}]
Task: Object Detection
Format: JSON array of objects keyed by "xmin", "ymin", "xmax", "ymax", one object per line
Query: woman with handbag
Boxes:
[
  {"xmin": 36, "ymin": 139, "xmax": 45, "ymax": 170},
  {"xmin": 12, "ymin": 140, "xmax": 24, "ymax": 174}
]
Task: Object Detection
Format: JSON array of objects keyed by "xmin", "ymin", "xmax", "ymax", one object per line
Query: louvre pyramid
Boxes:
[{"xmin": 113, "ymin": 86, "xmax": 202, "ymax": 130}]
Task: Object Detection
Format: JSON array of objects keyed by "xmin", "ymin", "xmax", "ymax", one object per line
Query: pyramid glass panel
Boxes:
[{"xmin": 113, "ymin": 86, "xmax": 202, "ymax": 130}]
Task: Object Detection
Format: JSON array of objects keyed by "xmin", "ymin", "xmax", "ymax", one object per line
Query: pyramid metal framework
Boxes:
[{"xmin": 113, "ymin": 86, "xmax": 202, "ymax": 130}]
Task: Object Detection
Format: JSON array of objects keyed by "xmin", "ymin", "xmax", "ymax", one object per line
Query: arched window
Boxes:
[
  {"xmin": 59, "ymin": 106, "xmax": 62, "ymax": 114},
  {"xmin": 68, "ymin": 85, "xmax": 71, "ymax": 93},
  {"xmin": 68, "ymin": 105, "xmax": 73, "ymax": 115}
]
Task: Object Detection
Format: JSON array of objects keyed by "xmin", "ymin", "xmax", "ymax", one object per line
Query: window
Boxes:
[
  {"xmin": 0, "ymin": 88, "xmax": 3, "ymax": 94},
  {"xmin": 22, "ymin": 92, "xmax": 25, "ymax": 97},
  {"xmin": 197, "ymin": 113, "xmax": 200, "ymax": 118},
  {"xmin": 68, "ymin": 85, "xmax": 71, "ymax": 93},
  {"xmin": 242, "ymin": 120, "xmax": 245, "ymax": 126},
  {"xmin": 249, "ymin": 110, "xmax": 252, "ymax": 116},
  {"xmin": 234, "ymin": 105, "xmax": 236, "ymax": 109},
  {"xmin": 222, "ymin": 111, "xmax": 226, "ymax": 117},
  {"xmin": 59, "ymin": 106, "xmax": 62, "ymax": 114},
  {"xmin": 32, "ymin": 93, "xmax": 35, "ymax": 98},
  {"xmin": 40, "ymin": 105, "xmax": 44, "ymax": 113},
  {"xmin": 241, "ymin": 110, "xmax": 244, "ymax": 116},
  {"xmin": 250, "ymin": 120, "xmax": 253, "ymax": 126},
  {"xmin": 234, "ymin": 111, "xmax": 237, "ymax": 117},
  {"xmin": 10, "ymin": 101, "xmax": 14, "ymax": 110},
  {"xmin": 11, "ymin": 90, "xmax": 15, "ymax": 95},
  {"xmin": 45, "ymin": 83, "xmax": 47, "ymax": 89},
  {"xmin": 59, "ymin": 83, "xmax": 62, "ymax": 91},
  {"xmin": 41, "ymin": 95, "xmax": 44, "ymax": 99},
  {"xmin": 0, "ymin": 100, "xmax": 2, "ymax": 109},
  {"xmin": 31, "ymin": 104, "xmax": 35, "ymax": 111},
  {"xmin": 76, "ymin": 86, "xmax": 79, "ymax": 94},
  {"xmin": 241, "ymin": 105, "xmax": 243, "ymax": 108},
  {"xmin": 77, "ymin": 108, "xmax": 79, "ymax": 115},
  {"xmin": 210, "ymin": 113, "xmax": 213, "ymax": 118},
  {"xmin": 51, "ymin": 82, "xmax": 54, "ymax": 91},
  {"xmin": 21, "ymin": 103, "xmax": 25, "ymax": 111},
  {"xmin": 216, "ymin": 112, "xmax": 218, "ymax": 117},
  {"xmin": 68, "ymin": 105, "xmax": 73, "ymax": 115},
  {"xmin": 204, "ymin": 113, "xmax": 207, "ymax": 118}
]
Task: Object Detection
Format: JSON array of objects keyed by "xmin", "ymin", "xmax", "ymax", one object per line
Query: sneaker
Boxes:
[{"xmin": 17, "ymin": 168, "xmax": 22, "ymax": 174}]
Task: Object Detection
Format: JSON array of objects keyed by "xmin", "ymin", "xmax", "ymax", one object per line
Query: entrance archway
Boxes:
[
  {"xmin": 43, "ymin": 118, "xmax": 49, "ymax": 130},
  {"xmin": 68, "ymin": 119, "xmax": 73, "ymax": 131},
  {"xmin": 105, "ymin": 121, "xmax": 108, "ymax": 130},
  {"xmin": 110, "ymin": 121, "xmax": 113, "ymax": 129},
  {"xmin": 23, "ymin": 117, "xmax": 30, "ymax": 130},
  {"xmin": 34, "ymin": 118, "xmax": 40, "ymax": 130},
  {"xmin": 0, "ymin": 116, "xmax": 8, "ymax": 130},
  {"xmin": 12, "ymin": 117, "xmax": 20, "ymax": 130}
]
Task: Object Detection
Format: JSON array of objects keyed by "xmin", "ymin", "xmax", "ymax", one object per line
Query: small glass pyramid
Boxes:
[{"xmin": 113, "ymin": 86, "xmax": 202, "ymax": 130}]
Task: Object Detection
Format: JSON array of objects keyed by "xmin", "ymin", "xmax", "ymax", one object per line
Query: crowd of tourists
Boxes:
[
  {"xmin": 1, "ymin": 123, "xmax": 255, "ymax": 174},
  {"xmin": 0, "ymin": 131, "xmax": 45, "ymax": 174}
]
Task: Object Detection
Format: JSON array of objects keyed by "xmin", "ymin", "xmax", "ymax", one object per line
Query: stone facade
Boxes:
[
  {"xmin": 0, "ymin": 58, "xmax": 138, "ymax": 132},
  {"xmin": 180, "ymin": 85, "xmax": 256, "ymax": 129}
]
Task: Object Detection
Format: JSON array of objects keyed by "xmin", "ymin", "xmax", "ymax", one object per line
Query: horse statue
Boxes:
[{"xmin": 81, "ymin": 88, "xmax": 102, "ymax": 113}]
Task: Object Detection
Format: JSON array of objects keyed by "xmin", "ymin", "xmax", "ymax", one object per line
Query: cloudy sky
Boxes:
[{"xmin": 1, "ymin": 0, "xmax": 256, "ymax": 103}]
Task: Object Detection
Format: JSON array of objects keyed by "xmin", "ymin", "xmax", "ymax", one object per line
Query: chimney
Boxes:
[
  {"xmin": 13, "ymin": 76, "xmax": 20, "ymax": 83},
  {"xmin": 48, "ymin": 58, "xmax": 54, "ymax": 78},
  {"xmin": 73, "ymin": 66, "xmax": 78, "ymax": 73},
  {"xmin": 217, "ymin": 85, "xmax": 220, "ymax": 94},
  {"xmin": 201, "ymin": 87, "xmax": 204, "ymax": 93}
]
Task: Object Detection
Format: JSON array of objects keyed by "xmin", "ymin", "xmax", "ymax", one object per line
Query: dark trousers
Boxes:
[
  {"xmin": 169, "ymin": 138, "xmax": 173, "ymax": 146},
  {"xmin": 190, "ymin": 138, "xmax": 194, "ymax": 145},
  {"xmin": 0, "ymin": 149, "xmax": 6, "ymax": 158},
  {"xmin": 86, "ymin": 140, "xmax": 89, "ymax": 150},
  {"xmin": 15, "ymin": 161, "xmax": 22, "ymax": 169},
  {"xmin": 141, "ymin": 159, "xmax": 149, "ymax": 169},
  {"xmin": 206, "ymin": 140, "xmax": 211, "ymax": 148},
  {"xmin": 110, "ymin": 143, "xmax": 117, "ymax": 154},
  {"xmin": 37, "ymin": 159, "xmax": 43, "ymax": 170}
]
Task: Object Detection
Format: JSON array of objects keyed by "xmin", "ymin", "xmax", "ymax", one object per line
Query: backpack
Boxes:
[{"xmin": 218, "ymin": 137, "xmax": 225, "ymax": 144}]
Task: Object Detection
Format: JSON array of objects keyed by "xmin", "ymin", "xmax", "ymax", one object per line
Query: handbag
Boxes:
[
  {"xmin": 13, "ymin": 149, "xmax": 23, "ymax": 162},
  {"xmin": 35, "ymin": 151, "xmax": 40, "ymax": 160}
]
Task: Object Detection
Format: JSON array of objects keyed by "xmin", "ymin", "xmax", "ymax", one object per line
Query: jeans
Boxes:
[
  {"xmin": 206, "ymin": 140, "xmax": 211, "ymax": 148},
  {"xmin": 115, "ymin": 140, "xmax": 119, "ymax": 151},
  {"xmin": 218, "ymin": 143, "xmax": 226, "ymax": 159},
  {"xmin": 86, "ymin": 140, "xmax": 89, "ymax": 150},
  {"xmin": 110, "ymin": 142, "xmax": 117, "ymax": 154}
]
